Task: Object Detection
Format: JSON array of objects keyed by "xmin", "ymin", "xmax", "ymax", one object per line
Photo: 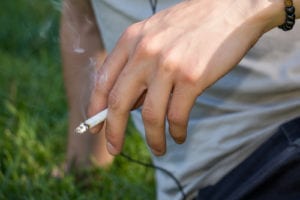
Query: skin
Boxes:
[
  {"xmin": 88, "ymin": 0, "xmax": 300, "ymax": 156},
  {"xmin": 61, "ymin": 0, "xmax": 113, "ymax": 170}
]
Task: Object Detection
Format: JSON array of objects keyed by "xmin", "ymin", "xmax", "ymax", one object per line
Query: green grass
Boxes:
[{"xmin": 0, "ymin": 1, "xmax": 155, "ymax": 199}]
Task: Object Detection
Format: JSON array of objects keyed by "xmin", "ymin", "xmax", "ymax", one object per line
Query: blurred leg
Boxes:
[{"xmin": 60, "ymin": 0, "xmax": 113, "ymax": 172}]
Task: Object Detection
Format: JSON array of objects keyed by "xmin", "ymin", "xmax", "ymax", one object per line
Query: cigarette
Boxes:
[{"xmin": 74, "ymin": 108, "xmax": 108, "ymax": 134}]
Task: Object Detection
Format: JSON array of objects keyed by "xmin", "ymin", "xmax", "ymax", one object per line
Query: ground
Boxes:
[{"xmin": 0, "ymin": 1, "xmax": 155, "ymax": 199}]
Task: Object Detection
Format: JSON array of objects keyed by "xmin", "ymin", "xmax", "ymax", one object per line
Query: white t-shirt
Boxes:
[{"xmin": 91, "ymin": 0, "xmax": 300, "ymax": 199}]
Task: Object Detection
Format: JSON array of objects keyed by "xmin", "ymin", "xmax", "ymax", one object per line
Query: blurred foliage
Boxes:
[{"xmin": 0, "ymin": 0, "xmax": 155, "ymax": 199}]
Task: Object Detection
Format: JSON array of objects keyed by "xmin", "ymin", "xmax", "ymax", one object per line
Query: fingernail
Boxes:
[
  {"xmin": 151, "ymin": 148, "xmax": 166, "ymax": 156},
  {"xmin": 106, "ymin": 142, "xmax": 119, "ymax": 155}
]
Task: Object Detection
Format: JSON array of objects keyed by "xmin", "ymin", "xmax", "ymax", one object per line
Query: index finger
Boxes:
[
  {"xmin": 88, "ymin": 22, "xmax": 143, "ymax": 133},
  {"xmin": 87, "ymin": 38, "xmax": 129, "ymax": 133}
]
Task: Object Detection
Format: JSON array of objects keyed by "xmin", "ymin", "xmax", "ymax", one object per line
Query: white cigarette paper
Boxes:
[{"xmin": 75, "ymin": 108, "xmax": 108, "ymax": 134}]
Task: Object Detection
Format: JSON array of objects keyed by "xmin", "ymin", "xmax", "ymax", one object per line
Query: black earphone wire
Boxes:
[
  {"xmin": 120, "ymin": 152, "xmax": 187, "ymax": 200},
  {"xmin": 148, "ymin": 0, "xmax": 158, "ymax": 14}
]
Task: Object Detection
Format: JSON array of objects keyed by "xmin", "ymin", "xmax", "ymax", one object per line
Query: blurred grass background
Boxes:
[{"xmin": 0, "ymin": 0, "xmax": 155, "ymax": 199}]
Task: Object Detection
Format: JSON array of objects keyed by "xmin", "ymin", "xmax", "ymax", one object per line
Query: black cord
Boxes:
[
  {"xmin": 120, "ymin": 152, "xmax": 187, "ymax": 200},
  {"xmin": 148, "ymin": 0, "xmax": 158, "ymax": 14}
]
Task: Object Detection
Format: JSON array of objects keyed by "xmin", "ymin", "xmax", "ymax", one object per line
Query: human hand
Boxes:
[{"xmin": 88, "ymin": 0, "xmax": 284, "ymax": 156}]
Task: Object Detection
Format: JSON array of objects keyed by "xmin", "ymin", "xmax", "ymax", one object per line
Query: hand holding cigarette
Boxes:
[{"xmin": 86, "ymin": 0, "xmax": 266, "ymax": 156}]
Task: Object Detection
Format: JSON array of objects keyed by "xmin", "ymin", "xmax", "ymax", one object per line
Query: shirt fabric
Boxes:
[{"xmin": 91, "ymin": 0, "xmax": 300, "ymax": 199}]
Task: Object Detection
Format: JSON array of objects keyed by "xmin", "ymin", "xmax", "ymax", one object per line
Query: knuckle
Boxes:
[
  {"xmin": 106, "ymin": 128, "xmax": 122, "ymax": 152},
  {"xmin": 135, "ymin": 36, "xmax": 160, "ymax": 58},
  {"xmin": 142, "ymin": 105, "xmax": 161, "ymax": 126},
  {"xmin": 179, "ymin": 66, "xmax": 204, "ymax": 86},
  {"xmin": 181, "ymin": 72, "xmax": 200, "ymax": 85},
  {"xmin": 94, "ymin": 73, "xmax": 109, "ymax": 94},
  {"xmin": 159, "ymin": 51, "xmax": 180, "ymax": 66},
  {"xmin": 158, "ymin": 50, "xmax": 180, "ymax": 75},
  {"xmin": 160, "ymin": 50, "xmax": 180, "ymax": 66},
  {"xmin": 107, "ymin": 90, "xmax": 121, "ymax": 110},
  {"xmin": 120, "ymin": 23, "xmax": 141, "ymax": 42},
  {"xmin": 167, "ymin": 110, "xmax": 186, "ymax": 128}
]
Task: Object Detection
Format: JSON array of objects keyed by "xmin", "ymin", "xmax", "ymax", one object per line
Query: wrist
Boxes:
[
  {"xmin": 242, "ymin": 0, "xmax": 285, "ymax": 33},
  {"xmin": 251, "ymin": 0, "xmax": 299, "ymax": 33}
]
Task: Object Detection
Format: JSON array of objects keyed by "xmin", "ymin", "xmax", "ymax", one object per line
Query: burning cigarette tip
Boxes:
[
  {"xmin": 75, "ymin": 123, "xmax": 89, "ymax": 134},
  {"xmin": 74, "ymin": 108, "xmax": 108, "ymax": 134}
]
